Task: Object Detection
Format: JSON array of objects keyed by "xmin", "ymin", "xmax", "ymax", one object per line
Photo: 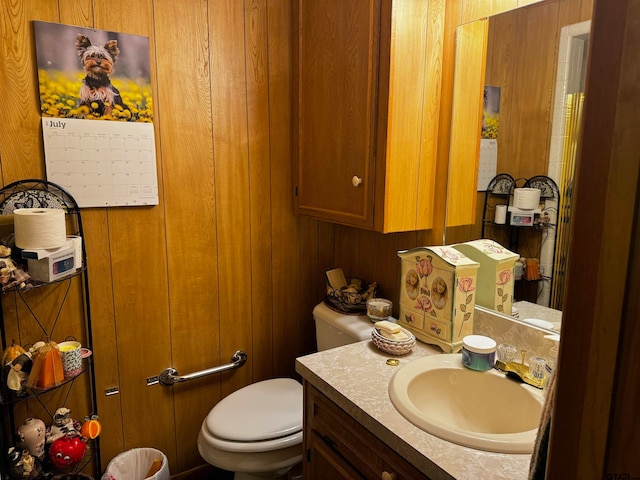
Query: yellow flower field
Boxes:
[{"xmin": 38, "ymin": 69, "xmax": 153, "ymax": 122}]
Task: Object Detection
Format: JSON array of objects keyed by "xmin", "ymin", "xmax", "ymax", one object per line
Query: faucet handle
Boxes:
[
  {"xmin": 528, "ymin": 356, "xmax": 547, "ymax": 380},
  {"xmin": 497, "ymin": 343, "xmax": 517, "ymax": 362}
]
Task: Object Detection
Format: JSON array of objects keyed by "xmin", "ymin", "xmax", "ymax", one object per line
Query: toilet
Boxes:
[{"xmin": 197, "ymin": 301, "xmax": 373, "ymax": 479}]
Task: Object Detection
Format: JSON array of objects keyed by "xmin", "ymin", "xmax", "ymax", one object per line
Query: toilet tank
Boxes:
[{"xmin": 313, "ymin": 302, "xmax": 373, "ymax": 351}]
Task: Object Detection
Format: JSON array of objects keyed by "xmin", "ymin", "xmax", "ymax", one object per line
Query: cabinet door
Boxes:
[
  {"xmin": 306, "ymin": 431, "xmax": 366, "ymax": 480},
  {"xmin": 305, "ymin": 383, "xmax": 433, "ymax": 480},
  {"xmin": 293, "ymin": 0, "xmax": 380, "ymax": 229}
]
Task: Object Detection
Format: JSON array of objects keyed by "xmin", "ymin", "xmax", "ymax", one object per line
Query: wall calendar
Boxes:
[
  {"xmin": 42, "ymin": 118, "xmax": 158, "ymax": 208},
  {"xmin": 34, "ymin": 21, "xmax": 158, "ymax": 208}
]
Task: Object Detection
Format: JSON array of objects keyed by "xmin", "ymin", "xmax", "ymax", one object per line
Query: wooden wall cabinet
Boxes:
[
  {"xmin": 304, "ymin": 382, "xmax": 432, "ymax": 480},
  {"xmin": 293, "ymin": 0, "xmax": 444, "ymax": 233}
]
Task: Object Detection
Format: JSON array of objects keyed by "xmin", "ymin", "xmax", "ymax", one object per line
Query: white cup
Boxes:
[{"xmin": 58, "ymin": 341, "xmax": 82, "ymax": 378}]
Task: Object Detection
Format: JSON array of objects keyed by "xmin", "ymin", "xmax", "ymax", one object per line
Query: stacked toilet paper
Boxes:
[{"xmin": 14, "ymin": 208, "xmax": 66, "ymax": 249}]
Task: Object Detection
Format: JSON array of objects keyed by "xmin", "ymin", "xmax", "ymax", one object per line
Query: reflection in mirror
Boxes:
[
  {"xmin": 445, "ymin": 1, "xmax": 591, "ymax": 333},
  {"xmin": 477, "ymin": 304, "xmax": 562, "ymax": 335}
]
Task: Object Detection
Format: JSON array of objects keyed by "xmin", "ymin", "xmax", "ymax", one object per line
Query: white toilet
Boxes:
[{"xmin": 197, "ymin": 302, "xmax": 373, "ymax": 479}]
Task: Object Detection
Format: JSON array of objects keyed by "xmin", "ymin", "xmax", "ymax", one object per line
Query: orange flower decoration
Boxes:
[{"xmin": 81, "ymin": 415, "xmax": 102, "ymax": 439}]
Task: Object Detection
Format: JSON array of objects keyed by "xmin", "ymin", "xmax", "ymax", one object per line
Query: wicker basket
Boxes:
[
  {"xmin": 324, "ymin": 278, "xmax": 377, "ymax": 315},
  {"xmin": 371, "ymin": 327, "xmax": 416, "ymax": 356}
]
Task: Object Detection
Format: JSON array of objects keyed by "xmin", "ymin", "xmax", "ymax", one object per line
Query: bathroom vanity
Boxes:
[{"xmin": 296, "ymin": 340, "xmax": 534, "ymax": 480}]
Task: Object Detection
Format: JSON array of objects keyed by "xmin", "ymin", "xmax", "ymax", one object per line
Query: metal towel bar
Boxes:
[{"xmin": 158, "ymin": 350, "xmax": 248, "ymax": 386}]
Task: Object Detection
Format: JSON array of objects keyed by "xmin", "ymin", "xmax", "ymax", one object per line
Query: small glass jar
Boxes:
[
  {"xmin": 461, "ymin": 335, "xmax": 497, "ymax": 371},
  {"xmin": 366, "ymin": 298, "xmax": 392, "ymax": 322}
]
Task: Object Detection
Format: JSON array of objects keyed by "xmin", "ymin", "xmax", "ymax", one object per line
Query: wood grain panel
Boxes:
[
  {"xmin": 333, "ymin": 225, "xmax": 361, "ymax": 280},
  {"xmin": 244, "ymin": 0, "xmax": 274, "ymax": 382},
  {"xmin": 299, "ymin": 217, "xmax": 320, "ymax": 356},
  {"xmin": 91, "ymin": 0, "xmax": 176, "ymax": 471},
  {"xmin": 579, "ymin": 0, "xmax": 594, "ymax": 19},
  {"xmin": 382, "ymin": 0, "xmax": 431, "ymax": 232},
  {"xmin": 462, "ymin": 0, "xmax": 517, "ymax": 23},
  {"xmin": 446, "ymin": 19, "xmax": 487, "ymax": 226},
  {"xmin": 372, "ymin": 233, "xmax": 401, "ymax": 305},
  {"xmin": 267, "ymin": 0, "xmax": 302, "ymax": 378},
  {"xmin": 432, "ymin": 0, "xmax": 462, "ymax": 243},
  {"xmin": 55, "ymin": 0, "xmax": 123, "ymax": 465},
  {"xmin": 462, "ymin": 0, "xmax": 546, "ymax": 22},
  {"xmin": 0, "ymin": 0, "xmax": 55, "ymax": 183},
  {"xmin": 356, "ymin": 230, "xmax": 376, "ymax": 283},
  {"xmin": 153, "ymin": 0, "xmax": 220, "ymax": 472},
  {"xmin": 81, "ymin": 210, "xmax": 122, "ymax": 466},
  {"xmin": 508, "ymin": 2, "xmax": 559, "ymax": 179},
  {"xmin": 209, "ymin": 1, "xmax": 254, "ymax": 396},
  {"xmin": 59, "ymin": 0, "xmax": 93, "ymax": 26},
  {"xmin": 417, "ymin": 0, "xmax": 445, "ymax": 229},
  {"xmin": 485, "ymin": 9, "xmax": 518, "ymax": 176}
]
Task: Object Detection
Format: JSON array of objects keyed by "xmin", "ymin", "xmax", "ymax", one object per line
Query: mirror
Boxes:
[{"xmin": 445, "ymin": 1, "xmax": 591, "ymax": 333}]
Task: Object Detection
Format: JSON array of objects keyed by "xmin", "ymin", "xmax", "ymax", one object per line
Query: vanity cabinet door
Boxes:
[
  {"xmin": 304, "ymin": 383, "xmax": 432, "ymax": 480},
  {"xmin": 293, "ymin": 0, "xmax": 443, "ymax": 233},
  {"xmin": 307, "ymin": 431, "xmax": 366, "ymax": 480}
]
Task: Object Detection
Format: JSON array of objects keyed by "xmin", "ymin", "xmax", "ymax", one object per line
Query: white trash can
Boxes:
[{"xmin": 101, "ymin": 447, "xmax": 169, "ymax": 480}]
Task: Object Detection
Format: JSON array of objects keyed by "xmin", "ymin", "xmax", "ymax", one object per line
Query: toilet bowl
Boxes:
[{"xmin": 197, "ymin": 302, "xmax": 372, "ymax": 479}]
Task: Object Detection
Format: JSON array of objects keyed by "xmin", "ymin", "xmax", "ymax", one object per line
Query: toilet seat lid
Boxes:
[{"xmin": 205, "ymin": 378, "xmax": 303, "ymax": 442}]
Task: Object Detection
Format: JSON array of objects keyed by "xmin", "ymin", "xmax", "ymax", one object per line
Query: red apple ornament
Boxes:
[{"xmin": 49, "ymin": 434, "xmax": 87, "ymax": 468}]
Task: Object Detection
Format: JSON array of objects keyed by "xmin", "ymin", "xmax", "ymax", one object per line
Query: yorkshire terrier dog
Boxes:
[{"xmin": 75, "ymin": 34, "xmax": 128, "ymax": 116}]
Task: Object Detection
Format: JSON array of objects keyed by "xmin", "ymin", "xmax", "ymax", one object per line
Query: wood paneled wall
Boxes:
[{"xmin": 0, "ymin": 0, "xmax": 308, "ymax": 476}]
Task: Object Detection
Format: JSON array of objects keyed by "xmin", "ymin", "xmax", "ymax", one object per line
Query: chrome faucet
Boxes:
[{"xmin": 494, "ymin": 348, "xmax": 545, "ymax": 389}]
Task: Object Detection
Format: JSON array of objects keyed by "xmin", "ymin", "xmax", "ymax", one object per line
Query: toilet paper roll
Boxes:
[
  {"xmin": 14, "ymin": 208, "xmax": 66, "ymax": 250},
  {"xmin": 513, "ymin": 188, "xmax": 541, "ymax": 210},
  {"xmin": 494, "ymin": 205, "xmax": 507, "ymax": 224}
]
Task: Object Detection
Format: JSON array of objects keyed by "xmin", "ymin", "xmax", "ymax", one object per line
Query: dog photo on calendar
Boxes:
[{"xmin": 33, "ymin": 21, "xmax": 153, "ymax": 122}]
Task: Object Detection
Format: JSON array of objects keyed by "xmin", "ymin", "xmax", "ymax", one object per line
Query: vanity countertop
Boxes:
[{"xmin": 296, "ymin": 339, "xmax": 535, "ymax": 480}]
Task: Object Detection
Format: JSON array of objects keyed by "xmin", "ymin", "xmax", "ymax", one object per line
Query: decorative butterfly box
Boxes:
[
  {"xmin": 452, "ymin": 239, "xmax": 519, "ymax": 315},
  {"xmin": 397, "ymin": 246, "xmax": 479, "ymax": 353}
]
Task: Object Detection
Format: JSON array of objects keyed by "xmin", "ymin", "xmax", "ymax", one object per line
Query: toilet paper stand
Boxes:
[{"xmin": 480, "ymin": 174, "xmax": 560, "ymax": 306}]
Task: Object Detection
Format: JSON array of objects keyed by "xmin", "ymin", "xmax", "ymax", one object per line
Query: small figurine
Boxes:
[
  {"xmin": 46, "ymin": 407, "xmax": 81, "ymax": 444},
  {"xmin": 16, "ymin": 418, "xmax": 46, "ymax": 460},
  {"xmin": 80, "ymin": 414, "xmax": 102, "ymax": 440},
  {"xmin": 49, "ymin": 434, "xmax": 87, "ymax": 469},
  {"xmin": 6, "ymin": 447, "xmax": 41, "ymax": 479},
  {"xmin": 0, "ymin": 245, "xmax": 32, "ymax": 290},
  {"xmin": 0, "ymin": 246, "xmax": 16, "ymax": 284},
  {"xmin": 6, "ymin": 352, "xmax": 33, "ymax": 394}
]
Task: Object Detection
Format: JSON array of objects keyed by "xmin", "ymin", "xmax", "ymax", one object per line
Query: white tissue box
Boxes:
[{"xmin": 27, "ymin": 240, "xmax": 76, "ymax": 283}]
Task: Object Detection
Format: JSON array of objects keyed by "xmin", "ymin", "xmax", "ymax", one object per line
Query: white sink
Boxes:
[{"xmin": 389, "ymin": 354, "xmax": 544, "ymax": 453}]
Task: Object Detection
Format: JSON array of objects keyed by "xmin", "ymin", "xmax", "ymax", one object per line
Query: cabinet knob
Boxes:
[
  {"xmin": 352, "ymin": 176, "xmax": 363, "ymax": 187},
  {"xmin": 381, "ymin": 472, "xmax": 397, "ymax": 480}
]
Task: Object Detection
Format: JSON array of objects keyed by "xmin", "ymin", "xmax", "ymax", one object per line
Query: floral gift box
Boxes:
[
  {"xmin": 397, "ymin": 246, "xmax": 479, "ymax": 353},
  {"xmin": 452, "ymin": 239, "xmax": 519, "ymax": 315}
]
